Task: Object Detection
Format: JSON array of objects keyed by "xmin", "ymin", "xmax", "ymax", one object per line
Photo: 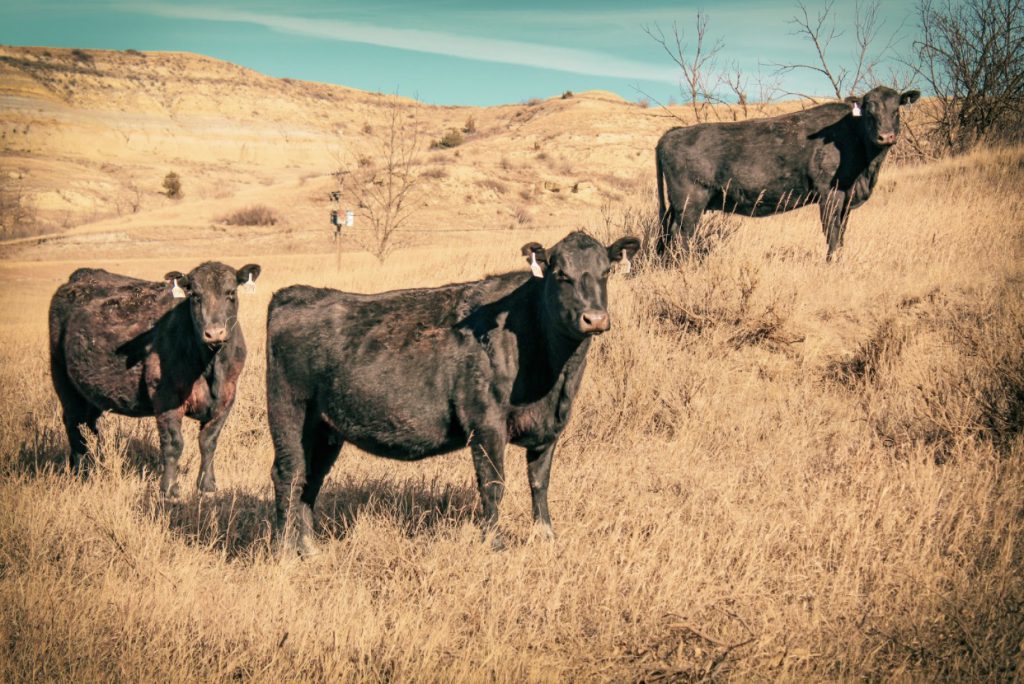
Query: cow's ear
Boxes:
[
  {"xmin": 236, "ymin": 264, "xmax": 261, "ymax": 285},
  {"xmin": 843, "ymin": 95, "xmax": 860, "ymax": 104},
  {"xmin": 899, "ymin": 89, "xmax": 920, "ymax": 106},
  {"xmin": 164, "ymin": 271, "xmax": 189, "ymax": 298},
  {"xmin": 521, "ymin": 242, "xmax": 547, "ymax": 278},
  {"xmin": 608, "ymin": 236, "xmax": 640, "ymax": 262}
]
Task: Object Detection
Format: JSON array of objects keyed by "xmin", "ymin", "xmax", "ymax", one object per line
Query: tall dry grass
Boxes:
[{"xmin": 0, "ymin": 147, "xmax": 1022, "ymax": 681}]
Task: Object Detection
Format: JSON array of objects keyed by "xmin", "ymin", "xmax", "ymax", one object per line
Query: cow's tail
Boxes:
[{"xmin": 655, "ymin": 149, "xmax": 667, "ymax": 230}]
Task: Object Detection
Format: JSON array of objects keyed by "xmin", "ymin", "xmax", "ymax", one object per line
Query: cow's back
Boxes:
[{"xmin": 658, "ymin": 104, "xmax": 850, "ymax": 184}]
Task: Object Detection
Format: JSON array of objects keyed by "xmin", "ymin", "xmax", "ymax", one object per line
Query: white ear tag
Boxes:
[
  {"xmin": 529, "ymin": 253, "xmax": 543, "ymax": 278},
  {"xmin": 621, "ymin": 252, "xmax": 632, "ymax": 274},
  {"xmin": 171, "ymin": 278, "xmax": 185, "ymax": 299},
  {"xmin": 851, "ymin": 103, "xmax": 861, "ymax": 117},
  {"xmin": 244, "ymin": 272, "xmax": 256, "ymax": 293}
]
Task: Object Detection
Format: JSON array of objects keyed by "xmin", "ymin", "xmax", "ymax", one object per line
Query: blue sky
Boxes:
[{"xmin": 0, "ymin": 1, "xmax": 918, "ymax": 106}]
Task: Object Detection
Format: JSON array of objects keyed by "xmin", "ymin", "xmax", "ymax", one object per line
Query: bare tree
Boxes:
[
  {"xmin": 644, "ymin": 13, "xmax": 724, "ymax": 122},
  {"xmin": 774, "ymin": 0, "xmax": 901, "ymax": 100},
  {"xmin": 722, "ymin": 61, "xmax": 749, "ymax": 119},
  {"xmin": 914, "ymin": 0, "xmax": 1024, "ymax": 152},
  {"xmin": 338, "ymin": 95, "xmax": 424, "ymax": 262}
]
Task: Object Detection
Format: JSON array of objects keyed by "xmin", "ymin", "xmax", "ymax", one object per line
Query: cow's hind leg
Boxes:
[
  {"xmin": 59, "ymin": 394, "xmax": 100, "ymax": 475},
  {"xmin": 662, "ymin": 182, "xmax": 710, "ymax": 260},
  {"xmin": 51, "ymin": 353, "xmax": 100, "ymax": 474},
  {"xmin": 299, "ymin": 419, "xmax": 343, "ymax": 540},
  {"xmin": 270, "ymin": 397, "xmax": 339, "ymax": 558}
]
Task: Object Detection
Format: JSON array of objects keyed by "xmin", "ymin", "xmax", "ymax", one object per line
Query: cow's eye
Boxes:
[
  {"xmin": 556, "ymin": 272, "xmax": 573, "ymax": 283},
  {"xmin": 227, "ymin": 290, "xmax": 237, "ymax": 301},
  {"xmin": 601, "ymin": 268, "xmax": 612, "ymax": 278},
  {"xmin": 190, "ymin": 293, "xmax": 202, "ymax": 303}
]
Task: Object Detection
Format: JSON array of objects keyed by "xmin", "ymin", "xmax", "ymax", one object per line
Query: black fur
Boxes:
[
  {"xmin": 656, "ymin": 86, "xmax": 920, "ymax": 260},
  {"xmin": 48, "ymin": 262, "xmax": 260, "ymax": 495},
  {"xmin": 266, "ymin": 231, "xmax": 639, "ymax": 555}
]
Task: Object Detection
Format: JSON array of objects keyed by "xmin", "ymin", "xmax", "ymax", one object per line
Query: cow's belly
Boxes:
[
  {"xmin": 715, "ymin": 170, "xmax": 817, "ymax": 217},
  {"xmin": 320, "ymin": 348, "xmax": 464, "ymax": 459}
]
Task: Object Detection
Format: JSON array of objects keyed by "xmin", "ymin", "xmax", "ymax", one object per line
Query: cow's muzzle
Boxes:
[
  {"xmin": 876, "ymin": 132, "xmax": 897, "ymax": 146},
  {"xmin": 578, "ymin": 310, "xmax": 610, "ymax": 334},
  {"xmin": 203, "ymin": 326, "xmax": 229, "ymax": 348}
]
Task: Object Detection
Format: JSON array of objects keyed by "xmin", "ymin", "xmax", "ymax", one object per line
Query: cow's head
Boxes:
[
  {"xmin": 164, "ymin": 262, "xmax": 261, "ymax": 350},
  {"xmin": 523, "ymin": 232, "xmax": 640, "ymax": 339},
  {"xmin": 848, "ymin": 86, "xmax": 920, "ymax": 147}
]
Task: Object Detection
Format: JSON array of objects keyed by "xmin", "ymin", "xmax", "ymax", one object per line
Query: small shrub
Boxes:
[
  {"xmin": 462, "ymin": 117, "xmax": 476, "ymax": 134},
  {"xmin": 500, "ymin": 157, "xmax": 513, "ymax": 171},
  {"xmin": 524, "ymin": 98, "xmax": 543, "ymax": 106},
  {"xmin": 510, "ymin": 206, "xmax": 532, "ymax": 228},
  {"xmin": 420, "ymin": 167, "xmax": 449, "ymax": 180},
  {"xmin": 70, "ymin": 49, "xmax": 93, "ymax": 64},
  {"xmin": 431, "ymin": 129, "xmax": 464, "ymax": 149},
  {"xmin": 562, "ymin": 90, "xmax": 574, "ymax": 99},
  {"xmin": 475, "ymin": 179, "xmax": 508, "ymax": 195},
  {"xmin": 124, "ymin": 49, "xmax": 144, "ymax": 57},
  {"xmin": 162, "ymin": 172, "xmax": 182, "ymax": 199},
  {"xmin": 362, "ymin": 122, "xmax": 373, "ymax": 134},
  {"xmin": 219, "ymin": 204, "xmax": 278, "ymax": 226},
  {"xmin": 636, "ymin": 97, "xmax": 650, "ymax": 108}
]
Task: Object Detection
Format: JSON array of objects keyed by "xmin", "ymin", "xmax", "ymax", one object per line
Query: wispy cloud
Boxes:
[{"xmin": 125, "ymin": 3, "xmax": 680, "ymax": 83}]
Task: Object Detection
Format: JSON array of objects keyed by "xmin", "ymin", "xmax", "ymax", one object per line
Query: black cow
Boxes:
[
  {"xmin": 49, "ymin": 261, "xmax": 261, "ymax": 495},
  {"xmin": 266, "ymin": 231, "xmax": 639, "ymax": 556},
  {"xmin": 656, "ymin": 86, "xmax": 920, "ymax": 259}
]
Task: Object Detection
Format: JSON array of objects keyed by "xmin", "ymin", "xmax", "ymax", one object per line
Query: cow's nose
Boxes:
[
  {"xmin": 579, "ymin": 310, "xmax": 610, "ymax": 334},
  {"xmin": 203, "ymin": 327, "xmax": 228, "ymax": 345},
  {"xmin": 877, "ymin": 132, "xmax": 896, "ymax": 145}
]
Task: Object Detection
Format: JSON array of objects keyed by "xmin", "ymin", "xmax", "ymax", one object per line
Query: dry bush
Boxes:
[
  {"xmin": 431, "ymin": 129, "xmax": 464, "ymax": 149},
  {"xmin": 641, "ymin": 259, "xmax": 802, "ymax": 352},
  {"xmin": 508, "ymin": 206, "xmax": 532, "ymax": 229},
  {"xmin": 218, "ymin": 204, "xmax": 279, "ymax": 226},
  {"xmin": 419, "ymin": 166, "xmax": 449, "ymax": 181},
  {"xmin": 831, "ymin": 286, "xmax": 1024, "ymax": 458},
  {"xmin": 474, "ymin": 178, "xmax": 508, "ymax": 195}
]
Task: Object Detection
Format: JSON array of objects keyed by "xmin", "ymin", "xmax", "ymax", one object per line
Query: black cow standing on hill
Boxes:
[
  {"xmin": 656, "ymin": 86, "xmax": 920, "ymax": 259},
  {"xmin": 266, "ymin": 231, "xmax": 640, "ymax": 556},
  {"xmin": 49, "ymin": 262, "xmax": 261, "ymax": 496}
]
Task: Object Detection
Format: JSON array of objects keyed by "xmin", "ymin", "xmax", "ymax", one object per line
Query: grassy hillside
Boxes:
[{"xmin": 0, "ymin": 139, "xmax": 1021, "ymax": 680}]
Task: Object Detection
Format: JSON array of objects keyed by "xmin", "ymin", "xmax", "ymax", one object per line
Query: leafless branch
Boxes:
[{"xmin": 643, "ymin": 13, "xmax": 725, "ymax": 122}]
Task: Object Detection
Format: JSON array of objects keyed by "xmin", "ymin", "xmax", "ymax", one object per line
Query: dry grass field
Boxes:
[{"xmin": 0, "ymin": 142, "xmax": 1022, "ymax": 681}]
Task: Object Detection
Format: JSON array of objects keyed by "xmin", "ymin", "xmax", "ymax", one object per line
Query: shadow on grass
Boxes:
[
  {"xmin": 10, "ymin": 418, "xmax": 162, "ymax": 481},
  {"xmin": 144, "ymin": 474, "xmax": 479, "ymax": 561}
]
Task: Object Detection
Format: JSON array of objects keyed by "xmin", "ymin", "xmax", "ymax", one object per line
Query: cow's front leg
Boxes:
[
  {"xmin": 196, "ymin": 403, "xmax": 232, "ymax": 494},
  {"xmin": 156, "ymin": 408, "xmax": 185, "ymax": 498},
  {"xmin": 820, "ymin": 189, "xmax": 850, "ymax": 261},
  {"xmin": 470, "ymin": 426, "xmax": 508, "ymax": 549},
  {"xmin": 526, "ymin": 443, "xmax": 556, "ymax": 540}
]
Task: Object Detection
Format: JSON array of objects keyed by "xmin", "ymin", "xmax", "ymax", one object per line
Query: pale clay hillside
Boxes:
[{"xmin": 0, "ymin": 46, "xmax": 1022, "ymax": 681}]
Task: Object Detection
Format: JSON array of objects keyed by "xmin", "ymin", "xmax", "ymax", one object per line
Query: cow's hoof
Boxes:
[
  {"xmin": 161, "ymin": 482, "xmax": 181, "ymax": 499},
  {"xmin": 483, "ymin": 530, "xmax": 507, "ymax": 552},
  {"xmin": 298, "ymin": 535, "xmax": 320, "ymax": 558},
  {"xmin": 274, "ymin": 535, "xmax": 319, "ymax": 560},
  {"xmin": 532, "ymin": 523, "xmax": 555, "ymax": 542},
  {"xmin": 196, "ymin": 477, "xmax": 217, "ymax": 494}
]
